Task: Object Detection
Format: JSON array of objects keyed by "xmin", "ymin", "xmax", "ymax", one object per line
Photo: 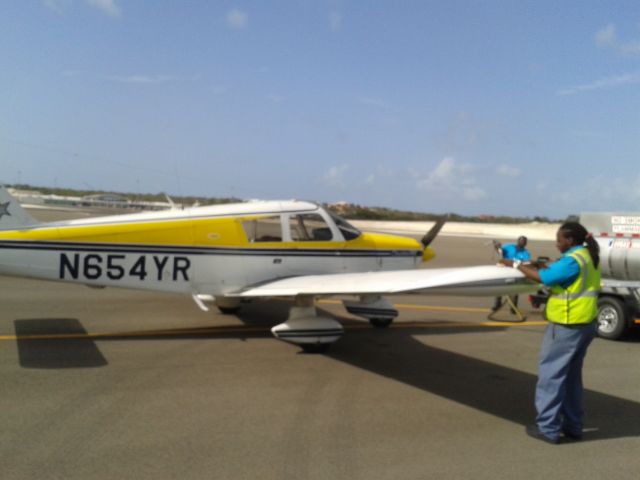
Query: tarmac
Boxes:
[{"xmin": 1, "ymin": 209, "xmax": 639, "ymax": 479}]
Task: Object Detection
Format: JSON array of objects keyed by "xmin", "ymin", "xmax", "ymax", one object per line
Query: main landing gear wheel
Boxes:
[
  {"xmin": 343, "ymin": 296, "xmax": 398, "ymax": 328},
  {"xmin": 369, "ymin": 317, "xmax": 393, "ymax": 328},
  {"xmin": 217, "ymin": 305, "xmax": 242, "ymax": 315},
  {"xmin": 300, "ymin": 343, "xmax": 331, "ymax": 354},
  {"xmin": 216, "ymin": 298, "xmax": 242, "ymax": 315}
]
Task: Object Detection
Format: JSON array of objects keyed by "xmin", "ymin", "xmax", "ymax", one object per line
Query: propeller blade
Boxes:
[{"xmin": 421, "ymin": 215, "xmax": 448, "ymax": 247}]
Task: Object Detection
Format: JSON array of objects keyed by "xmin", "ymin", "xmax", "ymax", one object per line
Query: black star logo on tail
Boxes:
[{"xmin": 0, "ymin": 201, "xmax": 11, "ymax": 220}]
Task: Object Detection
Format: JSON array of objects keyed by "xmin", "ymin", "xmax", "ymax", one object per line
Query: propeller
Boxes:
[
  {"xmin": 420, "ymin": 215, "xmax": 448, "ymax": 263},
  {"xmin": 421, "ymin": 214, "xmax": 448, "ymax": 248}
]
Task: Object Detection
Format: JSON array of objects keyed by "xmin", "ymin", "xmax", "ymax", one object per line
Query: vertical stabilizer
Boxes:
[{"xmin": 0, "ymin": 186, "xmax": 39, "ymax": 230}]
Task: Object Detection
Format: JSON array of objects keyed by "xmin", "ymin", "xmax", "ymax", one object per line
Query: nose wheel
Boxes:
[{"xmin": 343, "ymin": 295, "xmax": 398, "ymax": 328}]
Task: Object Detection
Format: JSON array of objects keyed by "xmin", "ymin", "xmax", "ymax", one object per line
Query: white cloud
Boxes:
[
  {"xmin": 557, "ymin": 72, "xmax": 640, "ymax": 96},
  {"xmin": 417, "ymin": 157, "xmax": 486, "ymax": 201},
  {"xmin": 424, "ymin": 157, "xmax": 457, "ymax": 188},
  {"xmin": 227, "ymin": 9, "xmax": 248, "ymax": 29},
  {"xmin": 543, "ymin": 173, "xmax": 640, "ymax": 213},
  {"xmin": 86, "ymin": 0, "xmax": 121, "ymax": 17},
  {"xmin": 329, "ymin": 11, "xmax": 342, "ymax": 31},
  {"xmin": 496, "ymin": 164, "xmax": 521, "ymax": 177},
  {"xmin": 595, "ymin": 23, "xmax": 616, "ymax": 46},
  {"xmin": 594, "ymin": 23, "xmax": 640, "ymax": 57},
  {"xmin": 322, "ymin": 165, "xmax": 349, "ymax": 188}
]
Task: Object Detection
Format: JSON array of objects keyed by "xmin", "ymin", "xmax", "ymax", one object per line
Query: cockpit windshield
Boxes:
[{"xmin": 329, "ymin": 212, "xmax": 361, "ymax": 241}]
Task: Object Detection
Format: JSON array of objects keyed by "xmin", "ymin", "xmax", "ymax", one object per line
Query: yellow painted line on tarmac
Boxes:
[
  {"xmin": 0, "ymin": 325, "xmax": 269, "ymax": 342},
  {"xmin": 390, "ymin": 320, "xmax": 547, "ymax": 329},
  {"xmin": 318, "ymin": 298, "xmax": 495, "ymax": 314},
  {"xmin": 0, "ymin": 299, "xmax": 548, "ymax": 341},
  {"xmin": 0, "ymin": 300, "xmax": 547, "ymax": 341}
]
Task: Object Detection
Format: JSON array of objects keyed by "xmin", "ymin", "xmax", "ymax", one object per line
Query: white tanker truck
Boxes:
[
  {"xmin": 530, "ymin": 213, "xmax": 640, "ymax": 339},
  {"xmin": 581, "ymin": 212, "xmax": 640, "ymax": 339}
]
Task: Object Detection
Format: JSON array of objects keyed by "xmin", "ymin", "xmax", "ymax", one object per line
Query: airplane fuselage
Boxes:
[{"xmin": 0, "ymin": 200, "xmax": 425, "ymax": 297}]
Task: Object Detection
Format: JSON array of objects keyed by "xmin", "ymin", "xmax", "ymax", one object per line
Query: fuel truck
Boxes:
[
  {"xmin": 530, "ymin": 213, "xmax": 640, "ymax": 339},
  {"xmin": 580, "ymin": 212, "xmax": 640, "ymax": 339}
]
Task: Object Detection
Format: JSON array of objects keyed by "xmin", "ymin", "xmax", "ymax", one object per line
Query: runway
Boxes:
[{"xmin": 2, "ymin": 209, "xmax": 640, "ymax": 479}]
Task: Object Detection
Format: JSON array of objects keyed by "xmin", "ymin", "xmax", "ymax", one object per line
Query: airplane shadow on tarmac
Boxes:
[
  {"xmin": 14, "ymin": 318, "xmax": 108, "ymax": 369},
  {"xmin": 12, "ymin": 300, "xmax": 640, "ymax": 442},
  {"xmin": 328, "ymin": 329, "xmax": 640, "ymax": 442}
]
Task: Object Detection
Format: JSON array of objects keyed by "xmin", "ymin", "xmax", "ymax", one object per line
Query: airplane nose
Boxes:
[{"xmin": 422, "ymin": 246, "xmax": 436, "ymax": 263}]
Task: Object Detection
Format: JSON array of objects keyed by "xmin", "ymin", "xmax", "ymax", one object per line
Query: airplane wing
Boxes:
[{"xmin": 229, "ymin": 265, "xmax": 539, "ymax": 298}]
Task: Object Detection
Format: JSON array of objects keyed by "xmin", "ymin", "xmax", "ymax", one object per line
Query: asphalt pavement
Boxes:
[{"xmin": 1, "ymin": 209, "xmax": 639, "ymax": 479}]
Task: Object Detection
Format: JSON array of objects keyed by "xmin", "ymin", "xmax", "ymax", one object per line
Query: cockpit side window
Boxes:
[
  {"xmin": 242, "ymin": 216, "xmax": 282, "ymax": 242},
  {"xmin": 289, "ymin": 213, "xmax": 334, "ymax": 241},
  {"xmin": 329, "ymin": 212, "xmax": 361, "ymax": 241}
]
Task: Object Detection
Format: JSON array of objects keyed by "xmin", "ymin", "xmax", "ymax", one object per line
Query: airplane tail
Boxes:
[{"xmin": 0, "ymin": 186, "xmax": 40, "ymax": 230}]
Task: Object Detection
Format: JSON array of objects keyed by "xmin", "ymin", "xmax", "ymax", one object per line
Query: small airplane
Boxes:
[{"xmin": 0, "ymin": 186, "xmax": 537, "ymax": 352}]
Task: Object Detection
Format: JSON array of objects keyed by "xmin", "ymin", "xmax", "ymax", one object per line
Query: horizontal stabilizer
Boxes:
[{"xmin": 0, "ymin": 186, "xmax": 39, "ymax": 230}]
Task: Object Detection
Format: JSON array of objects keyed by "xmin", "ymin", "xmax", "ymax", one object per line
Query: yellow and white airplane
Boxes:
[{"xmin": 0, "ymin": 187, "xmax": 537, "ymax": 352}]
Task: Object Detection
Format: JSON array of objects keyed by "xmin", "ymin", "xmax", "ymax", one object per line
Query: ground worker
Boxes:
[
  {"xmin": 501, "ymin": 222, "xmax": 601, "ymax": 444},
  {"xmin": 492, "ymin": 235, "xmax": 531, "ymax": 312}
]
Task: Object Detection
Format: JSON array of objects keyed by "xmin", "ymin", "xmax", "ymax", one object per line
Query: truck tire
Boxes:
[{"xmin": 596, "ymin": 296, "xmax": 628, "ymax": 340}]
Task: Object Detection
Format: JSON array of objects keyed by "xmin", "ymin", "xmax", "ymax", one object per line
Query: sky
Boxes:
[{"xmin": 1, "ymin": 1, "xmax": 640, "ymax": 218}]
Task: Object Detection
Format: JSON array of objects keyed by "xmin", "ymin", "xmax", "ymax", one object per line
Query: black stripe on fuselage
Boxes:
[{"xmin": 0, "ymin": 240, "xmax": 421, "ymax": 258}]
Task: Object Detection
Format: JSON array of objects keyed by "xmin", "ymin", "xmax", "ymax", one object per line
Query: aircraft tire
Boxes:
[
  {"xmin": 300, "ymin": 343, "xmax": 331, "ymax": 354},
  {"xmin": 218, "ymin": 306, "xmax": 242, "ymax": 315},
  {"xmin": 369, "ymin": 317, "xmax": 393, "ymax": 328}
]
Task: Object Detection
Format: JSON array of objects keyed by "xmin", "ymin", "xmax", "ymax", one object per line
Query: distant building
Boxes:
[
  {"xmin": 81, "ymin": 193, "xmax": 130, "ymax": 208},
  {"xmin": 81, "ymin": 193, "xmax": 174, "ymax": 210},
  {"xmin": 8, "ymin": 188, "xmax": 80, "ymax": 207},
  {"xmin": 8, "ymin": 188, "xmax": 173, "ymax": 211}
]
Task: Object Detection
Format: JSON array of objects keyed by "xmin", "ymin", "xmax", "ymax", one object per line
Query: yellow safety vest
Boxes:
[{"xmin": 546, "ymin": 247, "xmax": 601, "ymax": 325}]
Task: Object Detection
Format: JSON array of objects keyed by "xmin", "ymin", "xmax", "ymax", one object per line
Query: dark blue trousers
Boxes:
[{"xmin": 535, "ymin": 321, "xmax": 597, "ymax": 439}]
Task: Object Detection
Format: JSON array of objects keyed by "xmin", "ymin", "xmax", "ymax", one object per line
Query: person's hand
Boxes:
[{"xmin": 498, "ymin": 259, "xmax": 513, "ymax": 267}]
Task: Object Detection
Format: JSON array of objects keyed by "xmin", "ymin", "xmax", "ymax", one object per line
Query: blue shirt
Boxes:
[
  {"xmin": 539, "ymin": 246, "xmax": 581, "ymax": 289},
  {"xmin": 501, "ymin": 243, "xmax": 531, "ymax": 261}
]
